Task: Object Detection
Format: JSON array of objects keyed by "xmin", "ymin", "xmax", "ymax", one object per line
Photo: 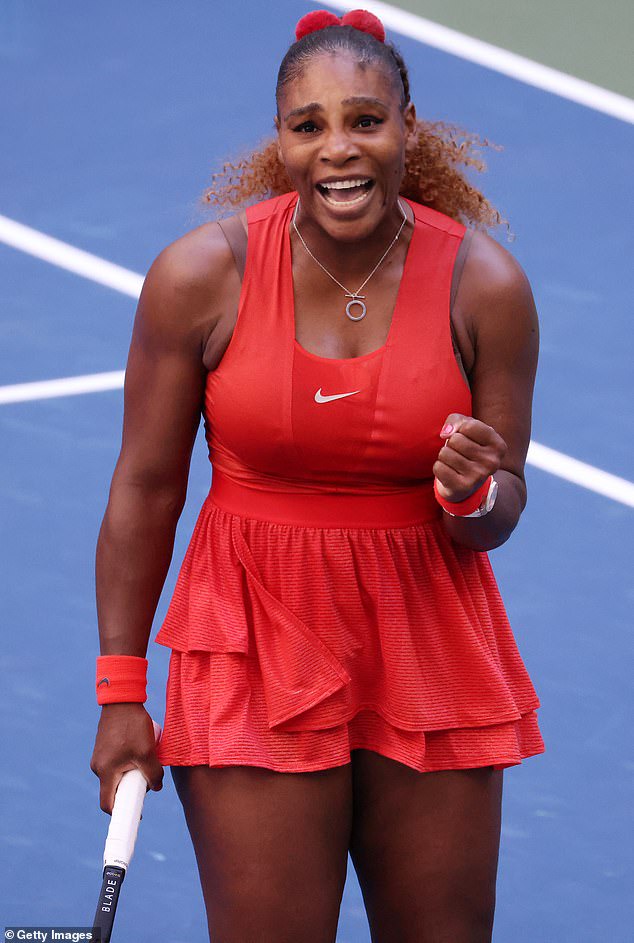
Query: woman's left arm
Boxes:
[{"xmin": 434, "ymin": 232, "xmax": 540, "ymax": 551}]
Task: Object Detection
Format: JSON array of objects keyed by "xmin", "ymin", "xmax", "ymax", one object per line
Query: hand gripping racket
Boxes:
[{"xmin": 92, "ymin": 720, "xmax": 162, "ymax": 942}]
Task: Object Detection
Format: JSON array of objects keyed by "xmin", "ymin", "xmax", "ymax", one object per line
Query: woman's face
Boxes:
[{"xmin": 275, "ymin": 52, "xmax": 416, "ymax": 243}]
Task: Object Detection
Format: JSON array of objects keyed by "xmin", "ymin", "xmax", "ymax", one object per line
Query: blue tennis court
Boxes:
[{"xmin": 1, "ymin": 2, "xmax": 632, "ymax": 940}]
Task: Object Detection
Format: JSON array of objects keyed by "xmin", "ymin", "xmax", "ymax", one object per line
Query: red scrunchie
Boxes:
[{"xmin": 295, "ymin": 9, "xmax": 386, "ymax": 43}]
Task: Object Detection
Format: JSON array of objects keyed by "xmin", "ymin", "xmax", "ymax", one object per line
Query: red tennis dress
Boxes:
[{"xmin": 155, "ymin": 191, "xmax": 545, "ymax": 773}]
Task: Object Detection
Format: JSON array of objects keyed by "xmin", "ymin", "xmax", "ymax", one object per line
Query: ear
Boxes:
[
  {"xmin": 403, "ymin": 101, "xmax": 417, "ymax": 139},
  {"xmin": 402, "ymin": 102, "xmax": 417, "ymax": 161},
  {"xmin": 274, "ymin": 114, "xmax": 283, "ymax": 162}
]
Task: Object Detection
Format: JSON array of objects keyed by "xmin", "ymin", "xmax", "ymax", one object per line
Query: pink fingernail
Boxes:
[{"xmin": 441, "ymin": 423, "xmax": 454, "ymax": 436}]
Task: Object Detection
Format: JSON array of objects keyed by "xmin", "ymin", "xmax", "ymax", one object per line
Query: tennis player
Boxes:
[{"xmin": 91, "ymin": 9, "xmax": 544, "ymax": 941}]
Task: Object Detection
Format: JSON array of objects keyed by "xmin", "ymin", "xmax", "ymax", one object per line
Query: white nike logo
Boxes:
[{"xmin": 314, "ymin": 387, "xmax": 361, "ymax": 404}]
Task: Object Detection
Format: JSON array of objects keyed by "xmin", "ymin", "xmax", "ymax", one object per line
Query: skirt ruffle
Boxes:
[
  {"xmin": 157, "ymin": 649, "xmax": 544, "ymax": 773},
  {"xmin": 155, "ymin": 495, "xmax": 545, "ymax": 772}
]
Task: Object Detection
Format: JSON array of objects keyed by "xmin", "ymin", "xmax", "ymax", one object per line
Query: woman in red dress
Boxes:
[{"xmin": 91, "ymin": 10, "xmax": 544, "ymax": 941}]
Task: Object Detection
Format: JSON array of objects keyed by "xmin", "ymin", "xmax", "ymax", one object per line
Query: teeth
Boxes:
[
  {"xmin": 320, "ymin": 178, "xmax": 371, "ymax": 190},
  {"xmin": 322, "ymin": 188, "xmax": 371, "ymax": 206}
]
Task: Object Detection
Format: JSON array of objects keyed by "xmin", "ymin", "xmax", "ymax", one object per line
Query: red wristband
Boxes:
[
  {"xmin": 96, "ymin": 655, "xmax": 148, "ymax": 705},
  {"xmin": 433, "ymin": 476, "xmax": 492, "ymax": 517}
]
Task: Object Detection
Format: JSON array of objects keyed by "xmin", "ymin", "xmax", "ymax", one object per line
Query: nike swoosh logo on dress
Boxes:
[{"xmin": 314, "ymin": 388, "xmax": 361, "ymax": 403}]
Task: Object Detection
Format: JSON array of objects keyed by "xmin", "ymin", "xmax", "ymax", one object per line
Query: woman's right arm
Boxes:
[{"xmin": 90, "ymin": 223, "xmax": 239, "ymax": 813}]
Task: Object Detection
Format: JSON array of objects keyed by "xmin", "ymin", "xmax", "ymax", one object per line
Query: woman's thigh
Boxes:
[
  {"xmin": 171, "ymin": 762, "xmax": 353, "ymax": 943},
  {"xmin": 349, "ymin": 750, "xmax": 503, "ymax": 943}
]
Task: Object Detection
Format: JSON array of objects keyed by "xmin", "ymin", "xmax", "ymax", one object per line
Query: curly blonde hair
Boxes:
[{"xmin": 201, "ymin": 24, "xmax": 509, "ymax": 235}]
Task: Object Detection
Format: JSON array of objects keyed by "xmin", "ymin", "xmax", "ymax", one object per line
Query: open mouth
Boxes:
[{"xmin": 316, "ymin": 178, "xmax": 375, "ymax": 206}]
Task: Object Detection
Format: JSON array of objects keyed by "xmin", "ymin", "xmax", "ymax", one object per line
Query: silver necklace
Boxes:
[{"xmin": 291, "ymin": 197, "xmax": 408, "ymax": 322}]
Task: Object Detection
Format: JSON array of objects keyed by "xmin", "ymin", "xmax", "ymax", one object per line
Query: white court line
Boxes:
[
  {"xmin": 527, "ymin": 442, "xmax": 634, "ymax": 508},
  {"xmin": 0, "ymin": 214, "xmax": 143, "ymax": 297},
  {"xmin": 0, "ymin": 371, "xmax": 125, "ymax": 404},
  {"xmin": 0, "ymin": 369, "xmax": 632, "ymax": 508},
  {"xmin": 324, "ymin": 0, "xmax": 634, "ymax": 124}
]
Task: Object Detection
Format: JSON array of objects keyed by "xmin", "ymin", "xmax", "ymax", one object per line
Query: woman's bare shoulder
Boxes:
[
  {"xmin": 453, "ymin": 228, "xmax": 538, "ymax": 342},
  {"xmin": 149, "ymin": 216, "xmax": 241, "ymax": 297},
  {"xmin": 137, "ymin": 215, "xmax": 244, "ymax": 344},
  {"xmin": 454, "ymin": 228, "xmax": 539, "ymax": 381},
  {"xmin": 463, "ymin": 229, "xmax": 535, "ymax": 307}
]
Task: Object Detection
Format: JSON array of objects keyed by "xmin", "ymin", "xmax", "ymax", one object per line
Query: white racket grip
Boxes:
[
  {"xmin": 103, "ymin": 768, "xmax": 146, "ymax": 870},
  {"xmin": 103, "ymin": 721, "xmax": 162, "ymax": 871}
]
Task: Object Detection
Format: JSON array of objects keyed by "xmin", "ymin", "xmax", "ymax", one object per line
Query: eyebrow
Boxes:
[
  {"xmin": 284, "ymin": 101, "xmax": 322, "ymax": 121},
  {"xmin": 342, "ymin": 96, "xmax": 389, "ymax": 110},
  {"xmin": 283, "ymin": 96, "xmax": 390, "ymax": 121}
]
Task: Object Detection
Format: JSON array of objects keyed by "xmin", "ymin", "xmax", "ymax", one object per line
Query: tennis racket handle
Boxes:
[
  {"xmin": 103, "ymin": 721, "xmax": 162, "ymax": 871},
  {"xmin": 103, "ymin": 768, "xmax": 147, "ymax": 870}
]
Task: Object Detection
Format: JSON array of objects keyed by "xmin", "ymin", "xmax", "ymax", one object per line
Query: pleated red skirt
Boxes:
[{"xmin": 155, "ymin": 473, "xmax": 545, "ymax": 774}]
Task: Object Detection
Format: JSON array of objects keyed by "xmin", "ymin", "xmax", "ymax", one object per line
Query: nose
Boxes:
[{"xmin": 318, "ymin": 126, "xmax": 361, "ymax": 165}]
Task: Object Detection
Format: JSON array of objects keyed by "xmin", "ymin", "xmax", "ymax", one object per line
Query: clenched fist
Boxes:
[{"xmin": 433, "ymin": 413, "xmax": 507, "ymax": 503}]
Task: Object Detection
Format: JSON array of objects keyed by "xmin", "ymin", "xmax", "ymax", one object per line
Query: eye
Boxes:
[
  {"xmin": 293, "ymin": 120, "xmax": 319, "ymax": 133},
  {"xmin": 357, "ymin": 116, "xmax": 383, "ymax": 128}
]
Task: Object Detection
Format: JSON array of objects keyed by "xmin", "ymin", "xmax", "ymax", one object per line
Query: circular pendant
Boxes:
[{"xmin": 345, "ymin": 299, "xmax": 367, "ymax": 321}]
